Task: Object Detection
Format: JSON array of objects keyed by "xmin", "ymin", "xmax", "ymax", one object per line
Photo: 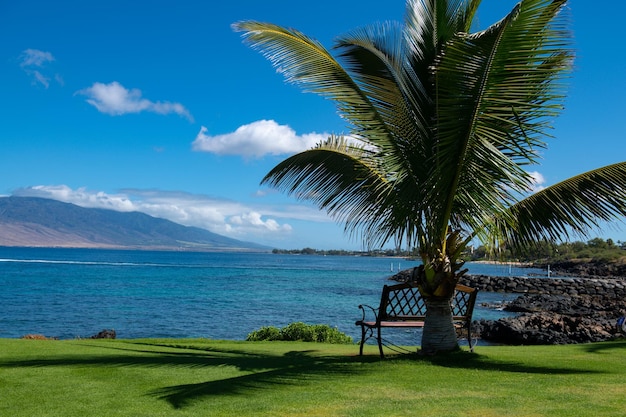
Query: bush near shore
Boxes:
[{"xmin": 246, "ymin": 322, "xmax": 353, "ymax": 344}]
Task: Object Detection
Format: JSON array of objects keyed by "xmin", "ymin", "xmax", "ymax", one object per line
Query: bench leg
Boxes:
[
  {"xmin": 467, "ymin": 323, "xmax": 474, "ymax": 352},
  {"xmin": 377, "ymin": 326, "xmax": 384, "ymax": 359},
  {"xmin": 359, "ymin": 324, "xmax": 366, "ymax": 356}
]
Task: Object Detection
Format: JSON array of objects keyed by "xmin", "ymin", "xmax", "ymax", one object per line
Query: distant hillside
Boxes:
[{"xmin": 0, "ymin": 196, "xmax": 270, "ymax": 252}]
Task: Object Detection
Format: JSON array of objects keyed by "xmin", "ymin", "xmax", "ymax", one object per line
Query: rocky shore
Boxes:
[
  {"xmin": 535, "ymin": 259, "xmax": 626, "ymax": 279},
  {"xmin": 465, "ymin": 275, "xmax": 626, "ymax": 344},
  {"xmin": 392, "ymin": 269, "xmax": 626, "ymax": 345}
]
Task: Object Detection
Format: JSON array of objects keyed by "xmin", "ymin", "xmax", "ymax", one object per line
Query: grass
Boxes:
[{"xmin": 1, "ymin": 338, "xmax": 625, "ymax": 416}]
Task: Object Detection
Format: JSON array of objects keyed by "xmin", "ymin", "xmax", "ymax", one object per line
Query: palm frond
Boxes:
[
  {"xmin": 232, "ymin": 21, "xmax": 390, "ymax": 144},
  {"xmin": 261, "ymin": 136, "xmax": 397, "ymax": 244},
  {"xmin": 495, "ymin": 162, "xmax": 626, "ymax": 250},
  {"xmin": 236, "ymin": 20, "xmax": 438, "ymax": 249},
  {"xmin": 430, "ymin": 0, "xmax": 572, "ymax": 242},
  {"xmin": 335, "ymin": 22, "xmax": 431, "ymax": 180}
]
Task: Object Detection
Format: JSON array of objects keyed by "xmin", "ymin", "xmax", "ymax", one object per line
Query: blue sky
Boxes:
[{"xmin": 1, "ymin": 1, "xmax": 624, "ymax": 250}]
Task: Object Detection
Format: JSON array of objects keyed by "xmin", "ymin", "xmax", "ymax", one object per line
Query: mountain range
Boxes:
[{"xmin": 0, "ymin": 196, "xmax": 270, "ymax": 252}]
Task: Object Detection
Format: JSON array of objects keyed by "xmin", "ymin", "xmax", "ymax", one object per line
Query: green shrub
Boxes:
[
  {"xmin": 246, "ymin": 322, "xmax": 353, "ymax": 344},
  {"xmin": 310, "ymin": 324, "xmax": 353, "ymax": 344},
  {"xmin": 278, "ymin": 322, "xmax": 310, "ymax": 341},
  {"xmin": 246, "ymin": 326, "xmax": 282, "ymax": 341}
]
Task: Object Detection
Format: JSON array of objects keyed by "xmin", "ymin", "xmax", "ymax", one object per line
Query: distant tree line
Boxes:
[
  {"xmin": 273, "ymin": 237, "xmax": 626, "ymax": 263},
  {"xmin": 271, "ymin": 248, "xmax": 408, "ymax": 257},
  {"xmin": 466, "ymin": 238, "xmax": 626, "ymax": 263}
]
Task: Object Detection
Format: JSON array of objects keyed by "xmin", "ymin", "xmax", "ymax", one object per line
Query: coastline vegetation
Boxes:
[
  {"xmin": 508, "ymin": 237, "xmax": 626, "ymax": 262},
  {"xmin": 1, "ymin": 338, "xmax": 624, "ymax": 416},
  {"xmin": 271, "ymin": 247, "xmax": 402, "ymax": 257},
  {"xmin": 273, "ymin": 237, "xmax": 626, "ymax": 263}
]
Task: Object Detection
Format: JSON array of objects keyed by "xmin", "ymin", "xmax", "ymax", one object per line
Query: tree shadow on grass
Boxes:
[
  {"xmin": 142, "ymin": 344, "xmax": 607, "ymax": 409},
  {"xmin": 583, "ymin": 338, "xmax": 626, "ymax": 353},
  {"xmin": 385, "ymin": 348, "xmax": 605, "ymax": 376},
  {"xmin": 143, "ymin": 345, "xmax": 383, "ymax": 409},
  {"xmin": 0, "ymin": 340, "xmax": 604, "ymax": 410},
  {"xmin": 0, "ymin": 340, "xmax": 376, "ymax": 409},
  {"xmin": 151, "ymin": 350, "xmax": 361, "ymax": 408}
]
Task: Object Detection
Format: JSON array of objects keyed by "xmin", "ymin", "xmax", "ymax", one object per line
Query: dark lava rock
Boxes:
[
  {"xmin": 475, "ymin": 313, "xmax": 617, "ymax": 345},
  {"xmin": 391, "ymin": 267, "xmax": 626, "ymax": 345},
  {"xmin": 90, "ymin": 329, "xmax": 116, "ymax": 339},
  {"xmin": 474, "ymin": 292, "xmax": 626, "ymax": 345}
]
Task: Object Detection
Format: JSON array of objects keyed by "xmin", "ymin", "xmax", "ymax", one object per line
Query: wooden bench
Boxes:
[{"xmin": 355, "ymin": 282, "xmax": 478, "ymax": 358}]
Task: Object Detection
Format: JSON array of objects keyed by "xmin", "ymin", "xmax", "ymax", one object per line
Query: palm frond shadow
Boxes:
[
  {"xmin": 148, "ymin": 347, "xmax": 373, "ymax": 409},
  {"xmin": 152, "ymin": 360, "xmax": 318, "ymax": 409},
  {"xmin": 0, "ymin": 341, "xmax": 605, "ymax": 410},
  {"xmin": 583, "ymin": 339, "xmax": 626, "ymax": 353},
  {"xmin": 0, "ymin": 341, "xmax": 373, "ymax": 409},
  {"xmin": 390, "ymin": 349, "xmax": 604, "ymax": 375}
]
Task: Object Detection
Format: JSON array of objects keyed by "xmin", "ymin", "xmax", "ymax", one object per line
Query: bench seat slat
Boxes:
[{"xmin": 357, "ymin": 320, "xmax": 467, "ymax": 329}]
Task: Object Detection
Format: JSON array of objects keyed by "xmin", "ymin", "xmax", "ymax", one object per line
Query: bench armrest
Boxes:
[{"xmin": 358, "ymin": 304, "xmax": 380, "ymax": 323}]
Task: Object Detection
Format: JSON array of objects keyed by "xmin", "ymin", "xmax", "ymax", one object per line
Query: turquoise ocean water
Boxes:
[{"xmin": 0, "ymin": 247, "xmax": 544, "ymax": 345}]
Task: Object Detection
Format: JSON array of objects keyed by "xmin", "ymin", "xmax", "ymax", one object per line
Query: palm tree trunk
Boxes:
[{"xmin": 421, "ymin": 297, "xmax": 458, "ymax": 354}]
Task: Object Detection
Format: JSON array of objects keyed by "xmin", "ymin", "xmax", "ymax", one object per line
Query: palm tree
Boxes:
[{"xmin": 233, "ymin": 0, "xmax": 626, "ymax": 354}]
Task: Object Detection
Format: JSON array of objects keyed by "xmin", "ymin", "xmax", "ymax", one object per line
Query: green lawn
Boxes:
[{"xmin": 1, "ymin": 338, "xmax": 624, "ymax": 416}]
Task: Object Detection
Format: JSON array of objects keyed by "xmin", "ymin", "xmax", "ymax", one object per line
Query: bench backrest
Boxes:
[{"xmin": 379, "ymin": 282, "xmax": 478, "ymax": 322}]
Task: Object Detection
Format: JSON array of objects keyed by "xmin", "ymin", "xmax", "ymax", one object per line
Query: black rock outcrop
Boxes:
[
  {"xmin": 468, "ymin": 275, "xmax": 626, "ymax": 345},
  {"xmin": 392, "ymin": 269, "xmax": 626, "ymax": 345}
]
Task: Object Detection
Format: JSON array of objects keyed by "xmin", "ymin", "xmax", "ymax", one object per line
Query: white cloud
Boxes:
[
  {"xmin": 20, "ymin": 49, "xmax": 54, "ymax": 67},
  {"xmin": 31, "ymin": 71, "xmax": 50, "ymax": 88},
  {"xmin": 19, "ymin": 49, "xmax": 60, "ymax": 88},
  {"xmin": 528, "ymin": 171, "xmax": 546, "ymax": 192},
  {"xmin": 16, "ymin": 185, "xmax": 136, "ymax": 211},
  {"xmin": 12, "ymin": 185, "xmax": 296, "ymax": 242},
  {"xmin": 229, "ymin": 212, "xmax": 292, "ymax": 233},
  {"xmin": 192, "ymin": 120, "xmax": 328, "ymax": 158},
  {"xmin": 76, "ymin": 81, "xmax": 193, "ymax": 121}
]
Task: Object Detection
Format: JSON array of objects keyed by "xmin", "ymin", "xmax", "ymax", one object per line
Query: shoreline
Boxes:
[{"xmin": 471, "ymin": 260, "xmax": 533, "ymax": 267}]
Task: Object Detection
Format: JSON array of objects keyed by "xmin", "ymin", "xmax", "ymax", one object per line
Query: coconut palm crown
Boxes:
[{"xmin": 233, "ymin": 0, "xmax": 626, "ymax": 353}]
